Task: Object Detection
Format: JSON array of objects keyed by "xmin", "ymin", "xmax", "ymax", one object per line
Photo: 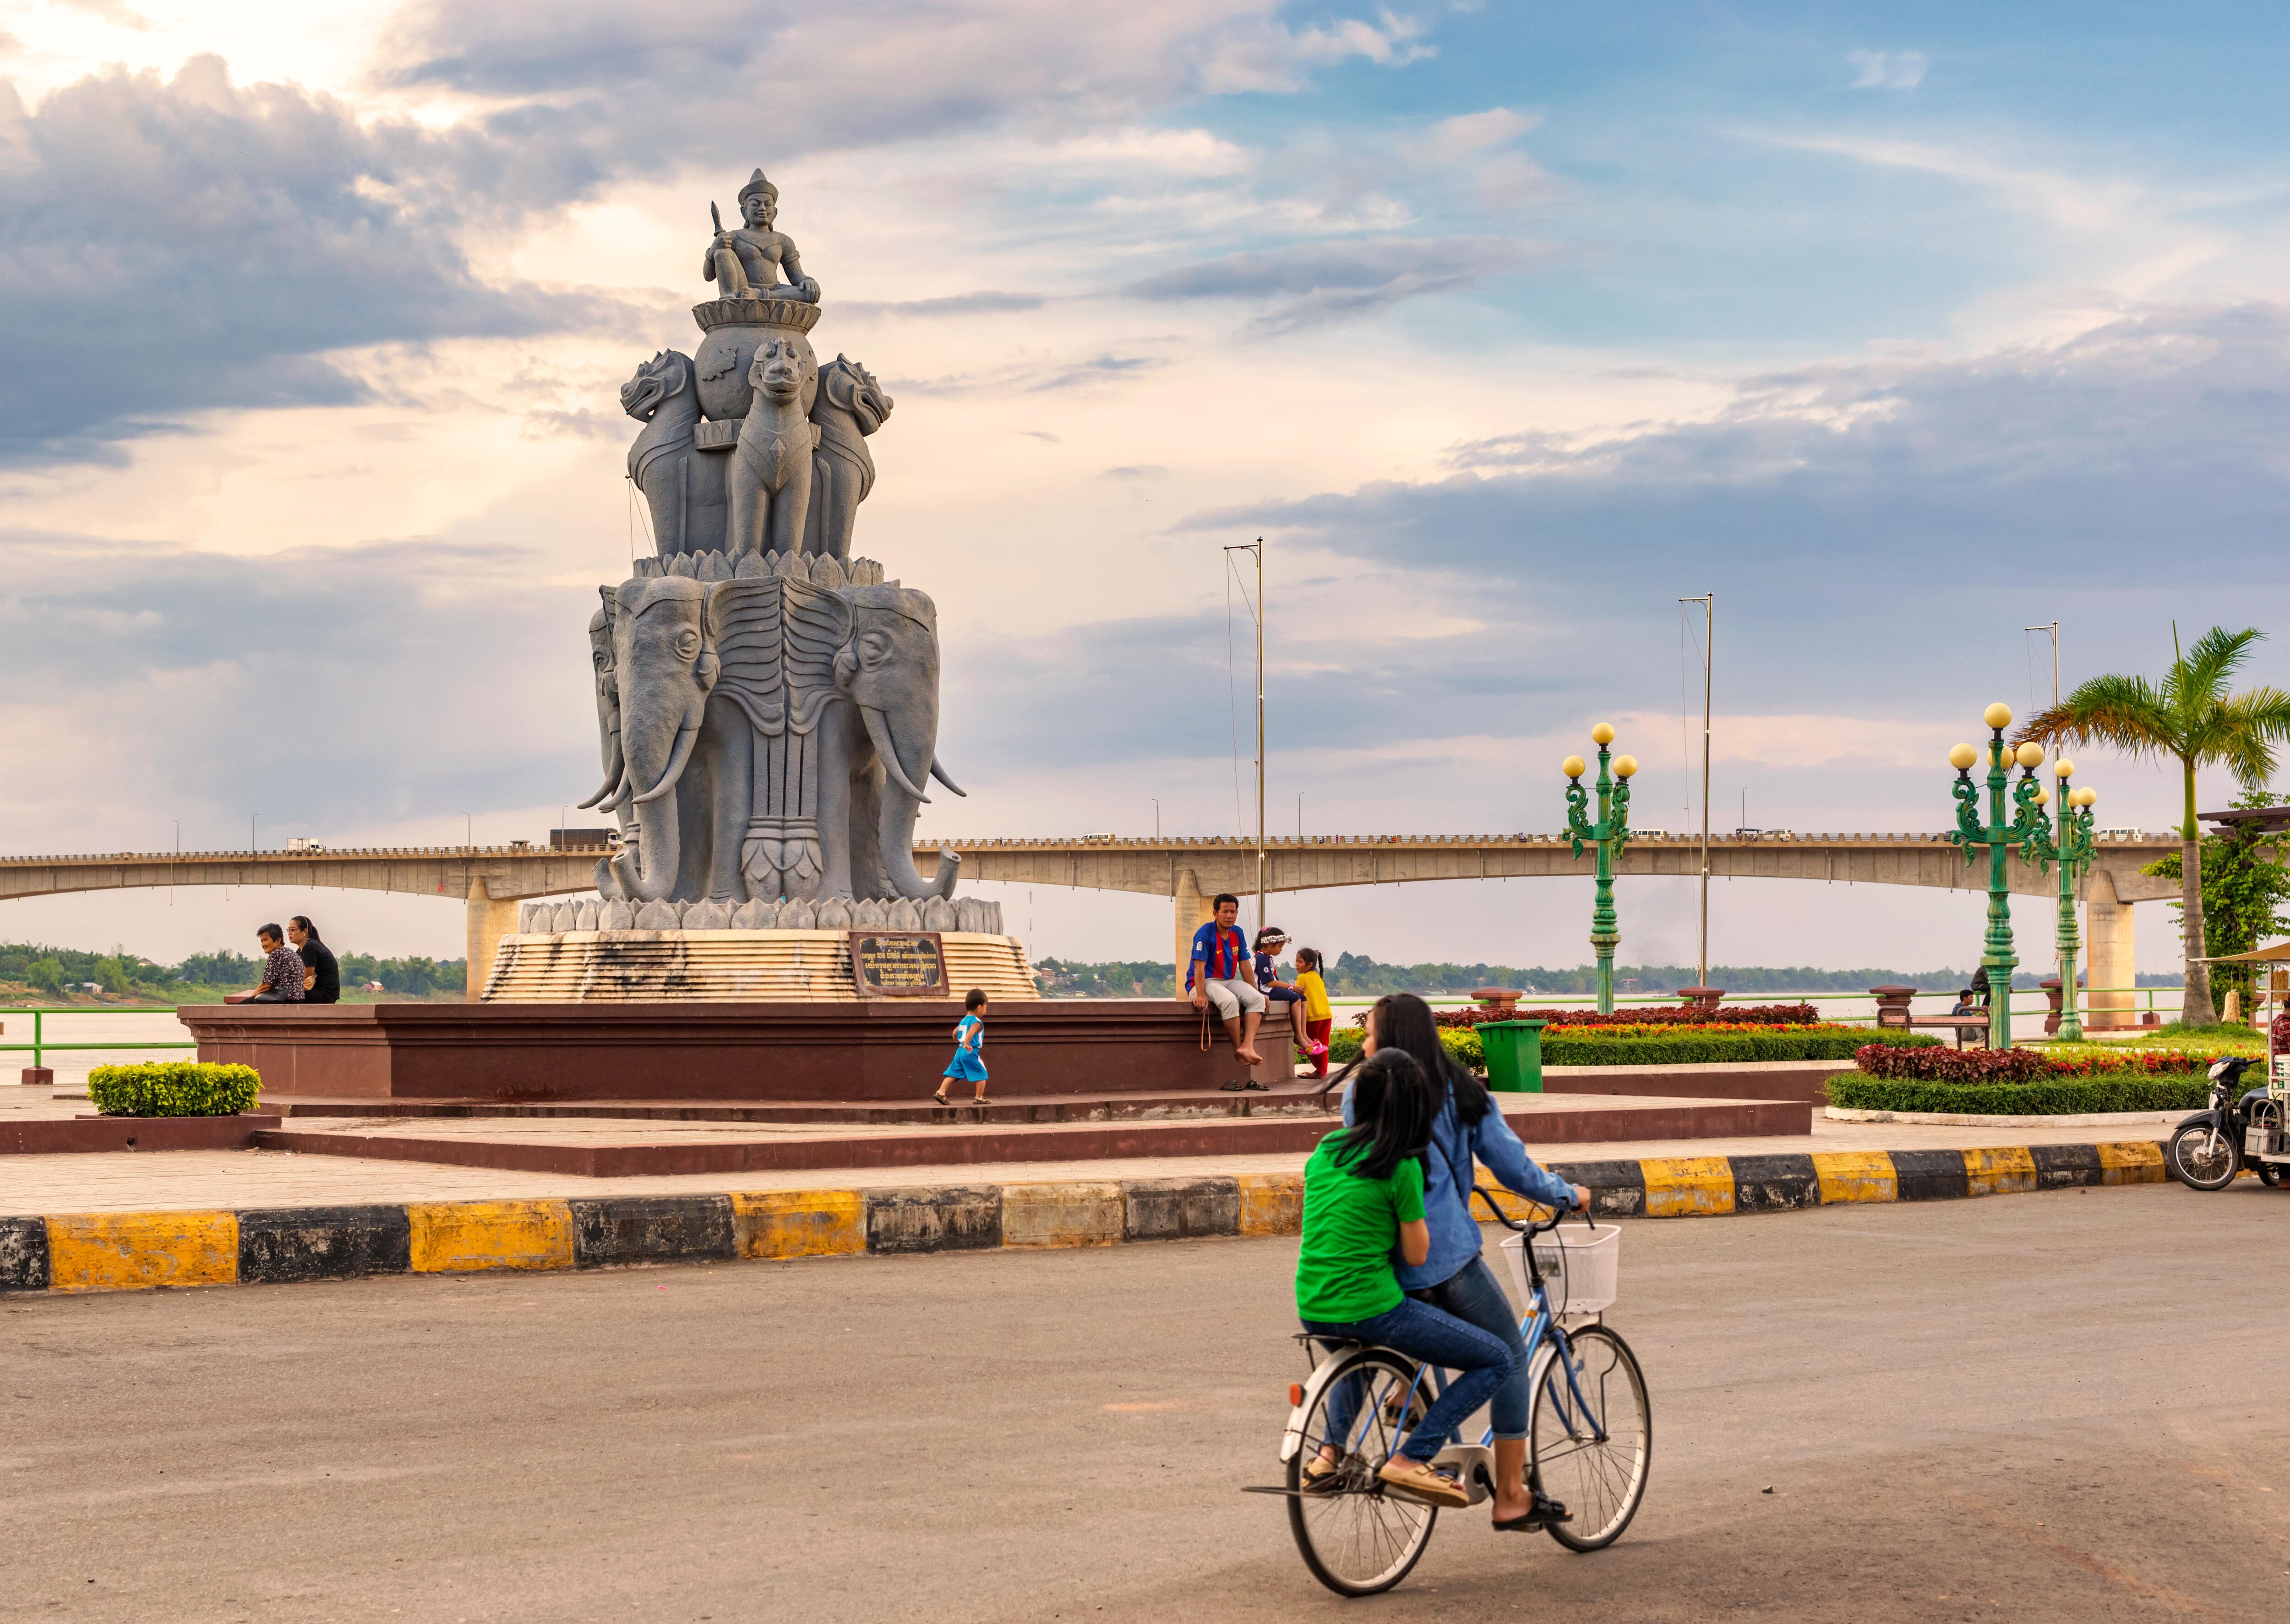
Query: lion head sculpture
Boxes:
[
  {"xmin": 620, "ymin": 351, "xmax": 696, "ymax": 422},
  {"xmin": 816, "ymin": 354, "xmax": 893, "ymax": 436}
]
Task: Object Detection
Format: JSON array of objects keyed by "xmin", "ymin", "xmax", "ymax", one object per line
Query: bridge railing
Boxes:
[{"xmin": 2, "ymin": 1006, "xmax": 197, "ymax": 1073}]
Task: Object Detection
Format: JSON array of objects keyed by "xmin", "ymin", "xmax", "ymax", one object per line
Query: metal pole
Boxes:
[
  {"xmin": 1983, "ymin": 730, "xmax": 2018, "ymax": 1047},
  {"xmin": 1681, "ymin": 593, "xmax": 1713, "ymax": 987},
  {"xmin": 1256, "ymin": 539, "xmax": 1266, "ymax": 937}
]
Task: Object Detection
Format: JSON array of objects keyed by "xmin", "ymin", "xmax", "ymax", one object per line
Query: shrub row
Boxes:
[
  {"xmin": 87, "ymin": 1061, "xmax": 262, "ymax": 1118},
  {"xmin": 1855, "ymin": 1043, "xmax": 2227, "ymax": 1083},
  {"xmin": 1433, "ymin": 1002, "xmax": 1822, "ymax": 1030},
  {"xmin": 1827, "ymin": 1072, "xmax": 2210, "ymax": 1116},
  {"xmin": 1324, "ymin": 1027, "xmax": 1931, "ymax": 1072}
]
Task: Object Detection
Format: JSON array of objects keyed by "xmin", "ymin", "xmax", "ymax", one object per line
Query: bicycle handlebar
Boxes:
[{"xmin": 1471, "ymin": 1185, "xmax": 1590, "ymax": 1234}]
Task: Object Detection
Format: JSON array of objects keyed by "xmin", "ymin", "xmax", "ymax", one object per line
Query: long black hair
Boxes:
[
  {"xmin": 1369, "ymin": 992, "xmax": 1493, "ymax": 1127},
  {"xmin": 1326, "ymin": 1049, "xmax": 1436, "ymax": 1181}
]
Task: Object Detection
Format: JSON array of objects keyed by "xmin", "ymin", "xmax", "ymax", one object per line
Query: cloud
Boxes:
[
  {"xmin": 1177, "ymin": 297, "xmax": 2290, "ymax": 713},
  {"xmin": 1099, "ymin": 465, "xmax": 1168, "ymax": 480},
  {"xmin": 1848, "ymin": 49, "xmax": 1928, "ymax": 90},
  {"xmin": 0, "ymin": 58, "xmax": 588, "ymax": 468},
  {"xmin": 384, "ymin": 2, "xmax": 1431, "ymax": 177},
  {"xmin": 1122, "ymin": 235, "xmax": 1540, "ymax": 332},
  {"xmin": 835, "ymin": 291, "xmax": 1047, "ymax": 320},
  {"xmin": 0, "ymin": 530, "xmax": 601, "ymax": 841},
  {"xmin": 1405, "ymin": 107, "xmax": 1541, "ymax": 165}
]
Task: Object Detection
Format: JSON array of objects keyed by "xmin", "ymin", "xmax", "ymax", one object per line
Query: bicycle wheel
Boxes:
[
  {"xmin": 1530, "ymin": 1324, "xmax": 1650, "ymax": 1552},
  {"xmin": 1285, "ymin": 1349, "xmax": 1440, "ymax": 1597}
]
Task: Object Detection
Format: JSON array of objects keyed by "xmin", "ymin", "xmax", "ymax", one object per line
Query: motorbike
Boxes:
[{"xmin": 2166, "ymin": 1056, "xmax": 2289, "ymax": 1191}]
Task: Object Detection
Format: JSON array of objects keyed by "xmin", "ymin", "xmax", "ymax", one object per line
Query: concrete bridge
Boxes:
[{"xmin": 0, "ymin": 831, "xmax": 2180, "ymax": 1003}]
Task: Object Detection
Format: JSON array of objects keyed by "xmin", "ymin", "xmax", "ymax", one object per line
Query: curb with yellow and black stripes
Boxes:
[{"xmin": 0, "ymin": 1141, "xmax": 2168, "ymax": 1296}]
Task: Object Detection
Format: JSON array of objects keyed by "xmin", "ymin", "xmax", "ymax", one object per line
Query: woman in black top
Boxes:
[{"xmin": 288, "ymin": 916, "xmax": 341, "ymax": 1004}]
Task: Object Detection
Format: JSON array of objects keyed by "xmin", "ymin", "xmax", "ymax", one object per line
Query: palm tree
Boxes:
[{"xmin": 2018, "ymin": 625, "xmax": 2290, "ymax": 1026}]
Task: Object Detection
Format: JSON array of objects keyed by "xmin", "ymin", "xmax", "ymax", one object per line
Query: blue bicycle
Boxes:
[{"xmin": 1270, "ymin": 1190, "xmax": 1652, "ymax": 1596}]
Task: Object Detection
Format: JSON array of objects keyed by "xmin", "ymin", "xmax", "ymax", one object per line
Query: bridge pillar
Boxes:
[
  {"xmin": 465, "ymin": 878, "xmax": 519, "ymax": 1002},
  {"xmin": 2084, "ymin": 869, "xmax": 2135, "ymax": 1029},
  {"xmin": 1172, "ymin": 868, "xmax": 1214, "ymax": 993}
]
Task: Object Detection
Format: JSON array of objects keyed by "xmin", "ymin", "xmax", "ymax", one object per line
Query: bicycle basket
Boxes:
[{"xmin": 1499, "ymin": 1222, "xmax": 1621, "ymax": 1316}]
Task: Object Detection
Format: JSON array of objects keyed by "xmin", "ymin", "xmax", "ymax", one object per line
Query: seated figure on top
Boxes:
[{"xmin": 706, "ymin": 169, "xmax": 822, "ymax": 305}]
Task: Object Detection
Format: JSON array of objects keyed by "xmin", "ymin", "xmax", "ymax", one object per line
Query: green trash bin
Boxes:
[{"xmin": 1476, "ymin": 1019, "xmax": 1547, "ymax": 1093}]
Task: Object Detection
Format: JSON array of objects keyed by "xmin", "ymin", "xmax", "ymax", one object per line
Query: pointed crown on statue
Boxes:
[{"xmin": 737, "ymin": 169, "xmax": 778, "ymax": 206}]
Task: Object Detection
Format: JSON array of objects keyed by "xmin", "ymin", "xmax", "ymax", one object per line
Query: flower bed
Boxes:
[
  {"xmin": 1432, "ymin": 1002, "xmax": 1822, "ymax": 1030},
  {"xmin": 87, "ymin": 1061, "xmax": 262, "ymax": 1117},
  {"xmin": 1324, "ymin": 1026, "xmax": 1932, "ymax": 1071},
  {"xmin": 1827, "ymin": 1073, "xmax": 2209, "ymax": 1115}
]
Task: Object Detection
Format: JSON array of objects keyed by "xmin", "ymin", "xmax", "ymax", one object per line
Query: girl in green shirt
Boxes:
[{"xmin": 1295, "ymin": 1051, "xmax": 1518, "ymax": 1510}]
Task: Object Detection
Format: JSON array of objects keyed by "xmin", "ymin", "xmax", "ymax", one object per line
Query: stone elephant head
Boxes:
[
  {"xmin": 837, "ymin": 583, "xmax": 965, "ymax": 898},
  {"xmin": 602, "ymin": 576, "xmax": 718, "ymax": 900},
  {"xmin": 577, "ymin": 592, "xmax": 631, "ymax": 891}
]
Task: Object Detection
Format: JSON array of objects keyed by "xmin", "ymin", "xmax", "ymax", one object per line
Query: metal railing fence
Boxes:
[{"xmin": 1, "ymin": 1006, "xmax": 197, "ymax": 1072}]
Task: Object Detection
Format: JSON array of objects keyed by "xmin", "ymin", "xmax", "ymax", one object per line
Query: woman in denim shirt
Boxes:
[{"xmin": 1341, "ymin": 992, "xmax": 1590, "ymax": 1531}]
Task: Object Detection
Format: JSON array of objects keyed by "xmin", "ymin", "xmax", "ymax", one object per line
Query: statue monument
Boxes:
[{"xmin": 488, "ymin": 169, "xmax": 1018, "ymax": 1001}]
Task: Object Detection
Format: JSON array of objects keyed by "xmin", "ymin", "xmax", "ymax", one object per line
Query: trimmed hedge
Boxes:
[
  {"xmin": 1827, "ymin": 1072, "xmax": 2210, "ymax": 1116},
  {"xmin": 87, "ymin": 1061, "xmax": 261, "ymax": 1117},
  {"xmin": 1324, "ymin": 1026, "xmax": 1931, "ymax": 1072},
  {"xmin": 1434, "ymin": 1002, "xmax": 1823, "ymax": 1030},
  {"xmin": 1543, "ymin": 1029, "xmax": 1932, "ymax": 1067}
]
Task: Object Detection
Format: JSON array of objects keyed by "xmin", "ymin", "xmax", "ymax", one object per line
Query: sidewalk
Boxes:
[{"xmin": 0, "ymin": 1114, "xmax": 2165, "ymax": 1213}]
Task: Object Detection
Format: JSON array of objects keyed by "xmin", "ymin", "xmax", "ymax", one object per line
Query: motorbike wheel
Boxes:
[
  {"xmin": 2258, "ymin": 1161, "xmax": 2287, "ymax": 1189},
  {"xmin": 2168, "ymin": 1123, "xmax": 2240, "ymax": 1191}
]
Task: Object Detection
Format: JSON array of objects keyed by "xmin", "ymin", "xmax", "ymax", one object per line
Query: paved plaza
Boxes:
[{"xmin": 6, "ymin": 1180, "xmax": 2284, "ymax": 1622}]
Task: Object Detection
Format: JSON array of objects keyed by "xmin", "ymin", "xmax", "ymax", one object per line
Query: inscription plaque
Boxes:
[{"xmin": 848, "ymin": 931, "xmax": 946, "ymax": 997}]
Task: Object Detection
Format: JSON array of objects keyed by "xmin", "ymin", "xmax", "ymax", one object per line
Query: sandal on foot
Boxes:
[
  {"xmin": 1301, "ymin": 1456, "xmax": 1343, "ymax": 1496},
  {"xmin": 1493, "ymin": 1490, "xmax": 1570, "ymax": 1531},
  {"xmin": 1377, "ymin": 1459, "xmax": 1468, "ymax": 1509},
  {"xmin": 931, "ymin": 1091, "xmax": 951, "ymax": 1106}
]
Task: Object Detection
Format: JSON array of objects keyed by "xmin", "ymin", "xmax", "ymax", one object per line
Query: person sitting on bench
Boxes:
[{"xmin": 1187, "ymin": 893, "xmax": 1265, "ymax": 1070}]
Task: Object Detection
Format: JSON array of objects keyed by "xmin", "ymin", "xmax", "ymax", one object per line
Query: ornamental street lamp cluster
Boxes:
[
  {"xmin": 2025, "ymin": 757, "xmax": 2100, "ymax": 1042},
  {"xmin": 1946, "ymin": 702, "xmax": 2097, "ymax": 1047},
  {"xmin": 1563, "ymin": 723, "xmax": 1637, "ymax": 1016}
]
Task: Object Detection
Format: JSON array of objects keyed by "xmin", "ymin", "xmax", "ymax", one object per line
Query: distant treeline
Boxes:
[
  {"xmin": 0, "ymin": 941, "xmax": 468, "ymax": 1001},
  {"xmin": 1033, "ymin": 953, "xmax": 2184, "ymax": 999}
]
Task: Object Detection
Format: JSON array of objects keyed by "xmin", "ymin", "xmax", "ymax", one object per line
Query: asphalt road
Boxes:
[{"xmin": 6, "ymin": 1180, "xmax": 2289, "ymax": 1623}]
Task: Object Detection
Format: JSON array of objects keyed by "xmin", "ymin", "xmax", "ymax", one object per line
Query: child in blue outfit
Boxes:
[{"xmin": 933, "ymin": 989, "xmax": 991, "ymax": 1105}]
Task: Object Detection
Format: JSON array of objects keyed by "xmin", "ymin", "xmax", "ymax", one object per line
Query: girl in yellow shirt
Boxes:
[{"xmin": 1295, "ymin": 947, "xmax": 1334, "ymax": 1079}]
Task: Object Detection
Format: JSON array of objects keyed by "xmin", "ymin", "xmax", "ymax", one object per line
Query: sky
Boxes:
[{"xmin": 5, "ymin": 0, "xmax": 2290, "ymax": 976}]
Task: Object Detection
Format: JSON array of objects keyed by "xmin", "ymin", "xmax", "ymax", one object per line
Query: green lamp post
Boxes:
[
  {"xmin": 1564, "ymin": 723, "xmax": 1637, "ymax": 1017},
  {"xmin": 1946, "ymin": 702, "xmax": 2050, "ymax": 1048},
  {"xmin": 2023, "ymin": 758, "xmax": 2100, "ymax": 1041}
]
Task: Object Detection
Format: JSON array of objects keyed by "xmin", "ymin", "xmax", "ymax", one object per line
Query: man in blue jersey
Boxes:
[{"xmin": 1187, "ymin": 892, "xmax": 1266, "ymax": 1068}]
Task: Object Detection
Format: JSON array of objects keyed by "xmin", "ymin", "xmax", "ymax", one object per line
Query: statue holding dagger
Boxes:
[{"xmin": 704, "ymin": 169, "xmax": 821, "ymax": 304}]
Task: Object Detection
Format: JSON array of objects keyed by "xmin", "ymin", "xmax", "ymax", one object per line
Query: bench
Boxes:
[{"xmin": 1870, "ymin": 985, "xmax": 1992, "ymax": 1049}]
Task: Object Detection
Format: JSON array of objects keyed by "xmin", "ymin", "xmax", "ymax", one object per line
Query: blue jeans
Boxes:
[
  {"xmin": 1301, "ymin": 1296, "xmax": 1516, "ymax": 1463},
  {"xmin": 1411, "ymin": 1254, "xmax": 1531, "ymax": 1440}
]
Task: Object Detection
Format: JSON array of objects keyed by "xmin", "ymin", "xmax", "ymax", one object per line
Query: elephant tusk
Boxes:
[
  {"xmin": 861, "ymin": 706, "xmax": 931, "ymax": 804},
  {"xmin": 632, "ymin": 724, "xmax": 700, "ymax": 805},
  {"xmin": 929, "ymin": 759, "xmax": 968, "ymax": 797},
  {"xmin": 576, "ymin": 769, "xmax": 621, "ymax": 810}
]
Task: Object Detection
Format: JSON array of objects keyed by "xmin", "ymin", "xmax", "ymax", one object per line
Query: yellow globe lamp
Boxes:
[
  {"xmin": 2075, "ymin": 786, "xmax": 2097, "ymax": 808},
  {"xmin": 1614, "ymin": 754, "xmax": 1638, "ymax": 779},
  {"xmin": 1948, "ymin": 743, "xmax": 1978, "ymax": 771},
  {"xmin": 2034, "ymin": 786, "xmax": 2050, "ymax": 806},
  {"xmin": 2055, "ymin": 758, "xmax": 2075, "ymax": 779},
  {"xmin": 1562, "ymin": 755, "xmax": 1587, "ymax": 780},
  {"xmin": 1984, "ymin": 702, "xmax": 2013, "ymax": 730},
  {"xmin": 2015, "ymin": 741, "xmax": 2045, "ymax": 770},
  {"xmin": 1590, "ymin": 722, "xmax": 1616, "ymax": 747}
]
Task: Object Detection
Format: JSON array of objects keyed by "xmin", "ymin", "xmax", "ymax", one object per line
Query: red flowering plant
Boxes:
[
  {"xmin": 1437, "ymin": 1003, "xmax": 1822, "ymax": 1031},
  {"xmin": 1853, "ymin": 1044, "xmax": 2213, "ymax": 1082}
]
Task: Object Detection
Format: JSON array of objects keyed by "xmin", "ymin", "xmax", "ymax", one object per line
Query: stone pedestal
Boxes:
[
  {"xmin": 20, "ymin": 1067, "xmax": 53, "ymax": 1087},
  {"xmin": 1675, "ymin": 986, "xmax": 1726, "ymax": 1012}
]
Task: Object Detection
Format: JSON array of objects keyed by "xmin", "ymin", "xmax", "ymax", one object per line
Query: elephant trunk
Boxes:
[
  {"xmin": 613, "ymin": 713, "xmax": 703, "ymax": 901},
  {"xmin": 863, "ymin": 704, "xmax": 957, "ymax": 899}
]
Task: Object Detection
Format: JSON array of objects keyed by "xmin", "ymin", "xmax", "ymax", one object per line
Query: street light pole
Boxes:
[
  {"xmin": 1947, "ymin": 702, "xmax": 2049, "ymax": 1048},
  {"xmin": 2026, "ymin": 759, "xmax": 2099, "ymax": 1041},
  {"xmin": 1564, "ymin": 723, "xmax": 1638, "ymax": 1016}
]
